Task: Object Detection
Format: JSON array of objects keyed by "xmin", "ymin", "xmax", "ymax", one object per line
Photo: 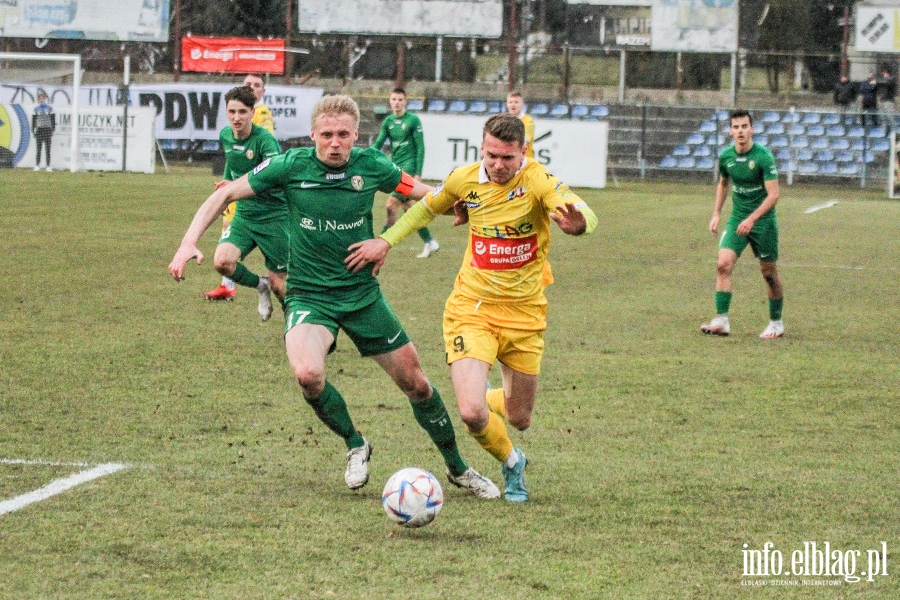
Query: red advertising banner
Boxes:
[{"xmin": 181, "ymin": 36, "xmax": 285, "ymax": 74}]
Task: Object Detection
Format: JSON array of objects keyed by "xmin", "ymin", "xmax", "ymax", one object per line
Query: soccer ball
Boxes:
[{"xmin": 381, "ymin": 467, "xmax": 443, "ymax": 528}]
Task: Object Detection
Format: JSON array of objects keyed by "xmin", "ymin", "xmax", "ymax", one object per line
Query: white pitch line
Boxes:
[
  {"xmin": 0, "ymin": 462, "xmax": 127, "ymax": 516},
  {"xmin": 1, "ymin": 458, "xmax": 92, "ymax": 467}
]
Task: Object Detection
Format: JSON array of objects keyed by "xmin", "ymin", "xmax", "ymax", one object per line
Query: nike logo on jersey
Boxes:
[
  {"xmin": 387, "ymin": 331, "xmax": 402, "ymax": 344},
  {"xmin": 300, "ymin": 181, "xmax": 321, "ymax": 188}
]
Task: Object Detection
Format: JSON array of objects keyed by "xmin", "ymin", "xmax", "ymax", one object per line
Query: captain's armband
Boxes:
[{"xmin": 395, "ymin": 172, "xmax": 415, "ymax": 197}]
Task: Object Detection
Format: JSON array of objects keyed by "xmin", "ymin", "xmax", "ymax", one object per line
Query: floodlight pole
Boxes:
[
  {"xmin": 122, "ymin": 54, "xmax": 129, "ymax": 173},
  {"xmin": 284, "ymin": 0, "xmax": 293, "ymax": 84},
  {"xmin": 507, "ymin": 0, "xmax": 518, "ymax": 91}
]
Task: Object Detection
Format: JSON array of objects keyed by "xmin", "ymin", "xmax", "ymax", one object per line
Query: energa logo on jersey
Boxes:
[{"xmin": 0, "ymin": 104, "xmax": 32, "ymax": 168}]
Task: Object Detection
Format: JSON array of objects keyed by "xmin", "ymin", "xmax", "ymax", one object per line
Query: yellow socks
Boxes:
[{"xmin": 467, "ymin": 412, "xmax": 513, "ymax": 463}]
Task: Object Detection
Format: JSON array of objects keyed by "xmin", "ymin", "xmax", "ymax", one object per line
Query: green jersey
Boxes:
[
  {"xmin": 247, "ymin": 146, "xmax": 404, "ymax": 304},
  {"xmin": 371, "ymin": 111, "xmax": 425, "ymax": 174},
  {"xmin": 718, "ymin": 142, "xmax": 779, "ymax": 220},
  {"xmin": 220, "ymin": 124, "xmax": 286, "ymax": 222}
]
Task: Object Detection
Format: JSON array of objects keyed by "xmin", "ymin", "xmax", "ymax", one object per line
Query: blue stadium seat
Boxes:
[
  {"xmin": 839, "ymin": 164, "xmax": 860, "ymax": 176},
  {"xmin": 715, "ymin": 109, "xmax": 730, "ymax": 120},
  {"xmin": 447, "ymin": 100, "xmax": 467, "ymax": 113},
  {"xmin": 159, "ymin": 139, "xmax": 179, "ymax": 151},
  {"xmin": 530, "ymin": 103, "xmax": 549, "ymax": 116},
  {"xmin": 673, "ymin": 144, "xmax": 691, "ymax": 156},
  {"xmin": 766, "ymin": 123, "xmax": 785, "ymax": 135},
  {"xmin": 831, "ymin": 138, "xmax": 850, "ymax": 150},
  {"xmin": 467, "ymin": 100, "xmax": 487, "ymax": 114},
  {"xmin": 798, "ymin": 162, "xmax": 819, "ymax": 174},
  {"xmin": 549, "ymin": 103, "xmax": 569, "ymax": 118},
  {"xmin": 754, "ymin": 123, "xmax": 767, "ymax": 134},
  {"xmin": 686, "ymin": 133, "xmax": 706, "ymax": 145},
  {"xmin": 793, "ymin": 136, "xmax": 810, "ymax": 148},
  {"xmin": 677, "ymin": 157, "xmax": 697, "ymax": 169},
  {"xmin": 776, "ymin": 148, "xmax": 792, "ymax": 160},
  {"xmin": 571, "ymin": 104, "xmax": 589, "ymax": 118},
  {"xmin": 660, "ymin": 156, "xmax": 678, "ymax": 168},
  {"xmin": 826, "ymin": 125, "xmax": 846, "ymax": 137},
  {"xmin": 867, "ymin": 126, "xmax": 887, "ymax": 138},
  {"xmin": 427, "ymin": 99, "xmax": 447, "ymax": 112},
  {"xmin": 201, "ymin": 140, "xmax": 220, "ymax": 152},
  {"xmin": 871, "ymin": 138, "xmax": 891, "ymax": 152},
  {"xmin": 782, "ymin": 112, "xmax": 800, "ymax": 123},
  {"xmin": 788, "ymin": 124, "xmax": 805, "ymax": 136},
  {"xmin": 806, "ymin": 124, "xmax": 825, "ymax": 136},
  {"xmin": 819, "ymin": 162, "xmax": 838, "ymax": 175},
  {"xmin": 835, "ymin": 150, "xmax": 854, "ymax": 163},
  {"xmin": 406, "ymin": 98, "xmax": 424, "ymax": 111},
  {"xmin": 488, "ymin": 101, "xmax": 504, "ymax": 113},
  {"xmin": 754, "ymin": 134, "xmax": 769, "ymax": 146},
  {"xmin": 699, "ymin": 120, "xmax": 718, "ymax": 133},
  {"xmin": 801, "ymin": 112, "xmax": 821, "ymax": 125},
  {"xmin": 707, "ymin": 134, "xmax": 725, "ymax": 146},
  {"xmin": 821, "ymin": 113, "xmax": 841, "ymax": 126},
  {"xmin": 693, "ymin": 145, "xmax": 712, "ymax": 157},
  {"xmin": 590, "ymin": 105, "xmax": 610, "ymax": 118},
  {"xmin": 770, "ymin": 136, "xmax": 789, "ymax": 148},
  {"xmin": 815, "ymin": 149, "xmax": 835, "ymax": 162},
  {"xmin": 762, "ymin": 111, "xmax": 781, "ymax": 123},
  {"xmin": 796, "ymin": 149, "xmax": 814, "ymax": 161},
  {"xmin": 863, "ymin": 151, "xmax": 876, "ymax": 163},
  {"xmin": 779, "ymin": 160, "xmax": 798, "ymax": 172},
  {"xmin": 697, "ymin": 157, "xmax": 716, "ymax": 170},
  {"xmin": 180, "ymin": 140, "xmax": 193, "ymax": 151},
  {"xmin": 847, "ymin": 126, "xmax": 865, "ymax": 138},
  {"xmin": 844, "ymin": 115, "xmax": 858, "ymax": 125},
  {"xmin": 811, "ymin": 137, "xmax": 830, "ymax": 150}
]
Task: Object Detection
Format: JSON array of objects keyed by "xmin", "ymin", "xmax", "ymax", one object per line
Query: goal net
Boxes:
[{"xmin": 0, "ymin": 52, "xmax": 82, "ymax": 171}]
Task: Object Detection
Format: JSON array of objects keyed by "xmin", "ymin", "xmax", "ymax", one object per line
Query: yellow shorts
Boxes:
[
  {"xmin": 443, "ymin": 293, "xmax": 546, "ymax": 375},
  {"xmin": 222, "ymin": 201, "xmax": 236, "ymax": 226}
]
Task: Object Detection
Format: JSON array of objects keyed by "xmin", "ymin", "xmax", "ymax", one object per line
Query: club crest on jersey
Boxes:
[
  {"xmin": 507, "ymin": 187, "xmax": 526, "ymax": 201},
  {"xmin": 246, "ymin": 149, "xmax": 254, "ymax": 160},
  {"xmin": 748, "ymin": 160, "xmax": 756, "ymax": 169},
  {"xmin": 351, "ymin": 175, "xmax": 364, "ymax": 191}
]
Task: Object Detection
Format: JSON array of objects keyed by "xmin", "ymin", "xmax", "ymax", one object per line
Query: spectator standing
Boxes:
[
  {"xmin": 32, "ymin": 90, "xmax": 55, "ymax": 171},
  {"xmin": 859, "ymin": 72, "xmax": 880, "ymax": 128},
  {"xmin": 833, "ymin": 75, "xmax": 857, "ymax": 114},
  {"xmin": 879, "ymin": 67, "xmax": 897, "ymax": 129}
]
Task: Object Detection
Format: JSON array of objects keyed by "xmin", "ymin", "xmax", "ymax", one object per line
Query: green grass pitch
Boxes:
[{"xmin": 1, "ymin": 166, "xmax": 898, "ymax": 598}]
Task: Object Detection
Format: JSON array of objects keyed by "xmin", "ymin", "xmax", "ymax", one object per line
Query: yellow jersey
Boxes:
[
  {"xmin": 253, "ymin": 102, "xmax": 274, "ymax": 133},
  {"xmin": 423, "ymin": 158, "xmax": 583, "ymax": 305},
  {"xmin": 520, "ymin": 113, "xmax": 535, "ymax": 159}
]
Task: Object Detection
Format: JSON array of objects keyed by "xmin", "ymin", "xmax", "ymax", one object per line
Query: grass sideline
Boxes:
[{"xmin": 1, "ymin": 165, "xmax": 899, "ymax": 598}]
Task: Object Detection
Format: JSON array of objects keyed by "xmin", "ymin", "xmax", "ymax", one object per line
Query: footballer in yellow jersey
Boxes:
[
  {"xmin": 506, "ymin": 91, "xmax": 535, "ymax": 159},
  {"xmin": 346, "ymin": 113, "xmax": 597, "ymax": 502}
]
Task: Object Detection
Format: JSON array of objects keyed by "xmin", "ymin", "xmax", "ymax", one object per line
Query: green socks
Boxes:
[
  {"xmin": 715, "ymin": 290, "xmax": 732, "ymax": 315},
  {"xmin": 230, "ymin": 262, "xmax": 260, "ymax": 289},
  {"xmin": 304, "ymin": 381, "xmax": 364, "ymax": 450},
  {"xmin": 416, "ymin": 227, "xmax": 433, "ymax": 243},
  {"xmin": 770, "ymin": 297, "xmax": 784, "ymax": 320},
  {"xmin": 409, "ymin": 388, "xmax": 468, "ymax": 477}
]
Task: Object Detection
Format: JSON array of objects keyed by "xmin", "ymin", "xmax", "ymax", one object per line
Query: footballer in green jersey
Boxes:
[
  {"xmin": 169, "ymin": 95, "xmax": 501, "ymax": 498},
  {"xmin": 370, "ymin": 88, "xmax": 438, "ymax": 257},
  {"xmin": 204, "ymin": 86, "xmax": 288, "ymax": 320},
  {"xmin": 701, "ymin": 109, "xmax": 785, "ymax": 339}
]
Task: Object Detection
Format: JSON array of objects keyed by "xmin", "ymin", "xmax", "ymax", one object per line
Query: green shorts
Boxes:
[
  {"xmin": 219, "ymin": 215, "xmax": 288, "ymax": 273},
  {"xmin": 283, "ymin": 291, "xmax": 411, "ymax": 357},
  {"xmin": 719, "ymin": 215, "xmax": 779, "ymax": 262}
]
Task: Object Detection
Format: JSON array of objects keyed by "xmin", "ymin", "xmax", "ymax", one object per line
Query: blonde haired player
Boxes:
[
  {"xmin": 205, "ymin": 74, "xmax": 276, "ymax": 301},
  {"xmin": 347, "ymin": 113, "xmax": 597, "ymax": 501},
  {"xmin": 506, "ymin": 91, "xmax": 535, "ymax": 159}
]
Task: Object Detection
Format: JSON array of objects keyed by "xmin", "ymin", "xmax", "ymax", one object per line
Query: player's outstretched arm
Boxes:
[
  {"xmin": 168, "ymin": 176, "xmax": 254, "ymax": 281},
  {"xmin": 550, "ymin": 201, "xmax": 595, "ymax": 236},
  {"xmin": 345, "ymin": 238, "xmax": 392, "ymax": 275}
]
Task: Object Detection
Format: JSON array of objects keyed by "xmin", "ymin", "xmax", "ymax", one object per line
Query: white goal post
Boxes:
[{"xmin": 0, "ymin": 52, "xmax": 82, "ymax": 172}]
